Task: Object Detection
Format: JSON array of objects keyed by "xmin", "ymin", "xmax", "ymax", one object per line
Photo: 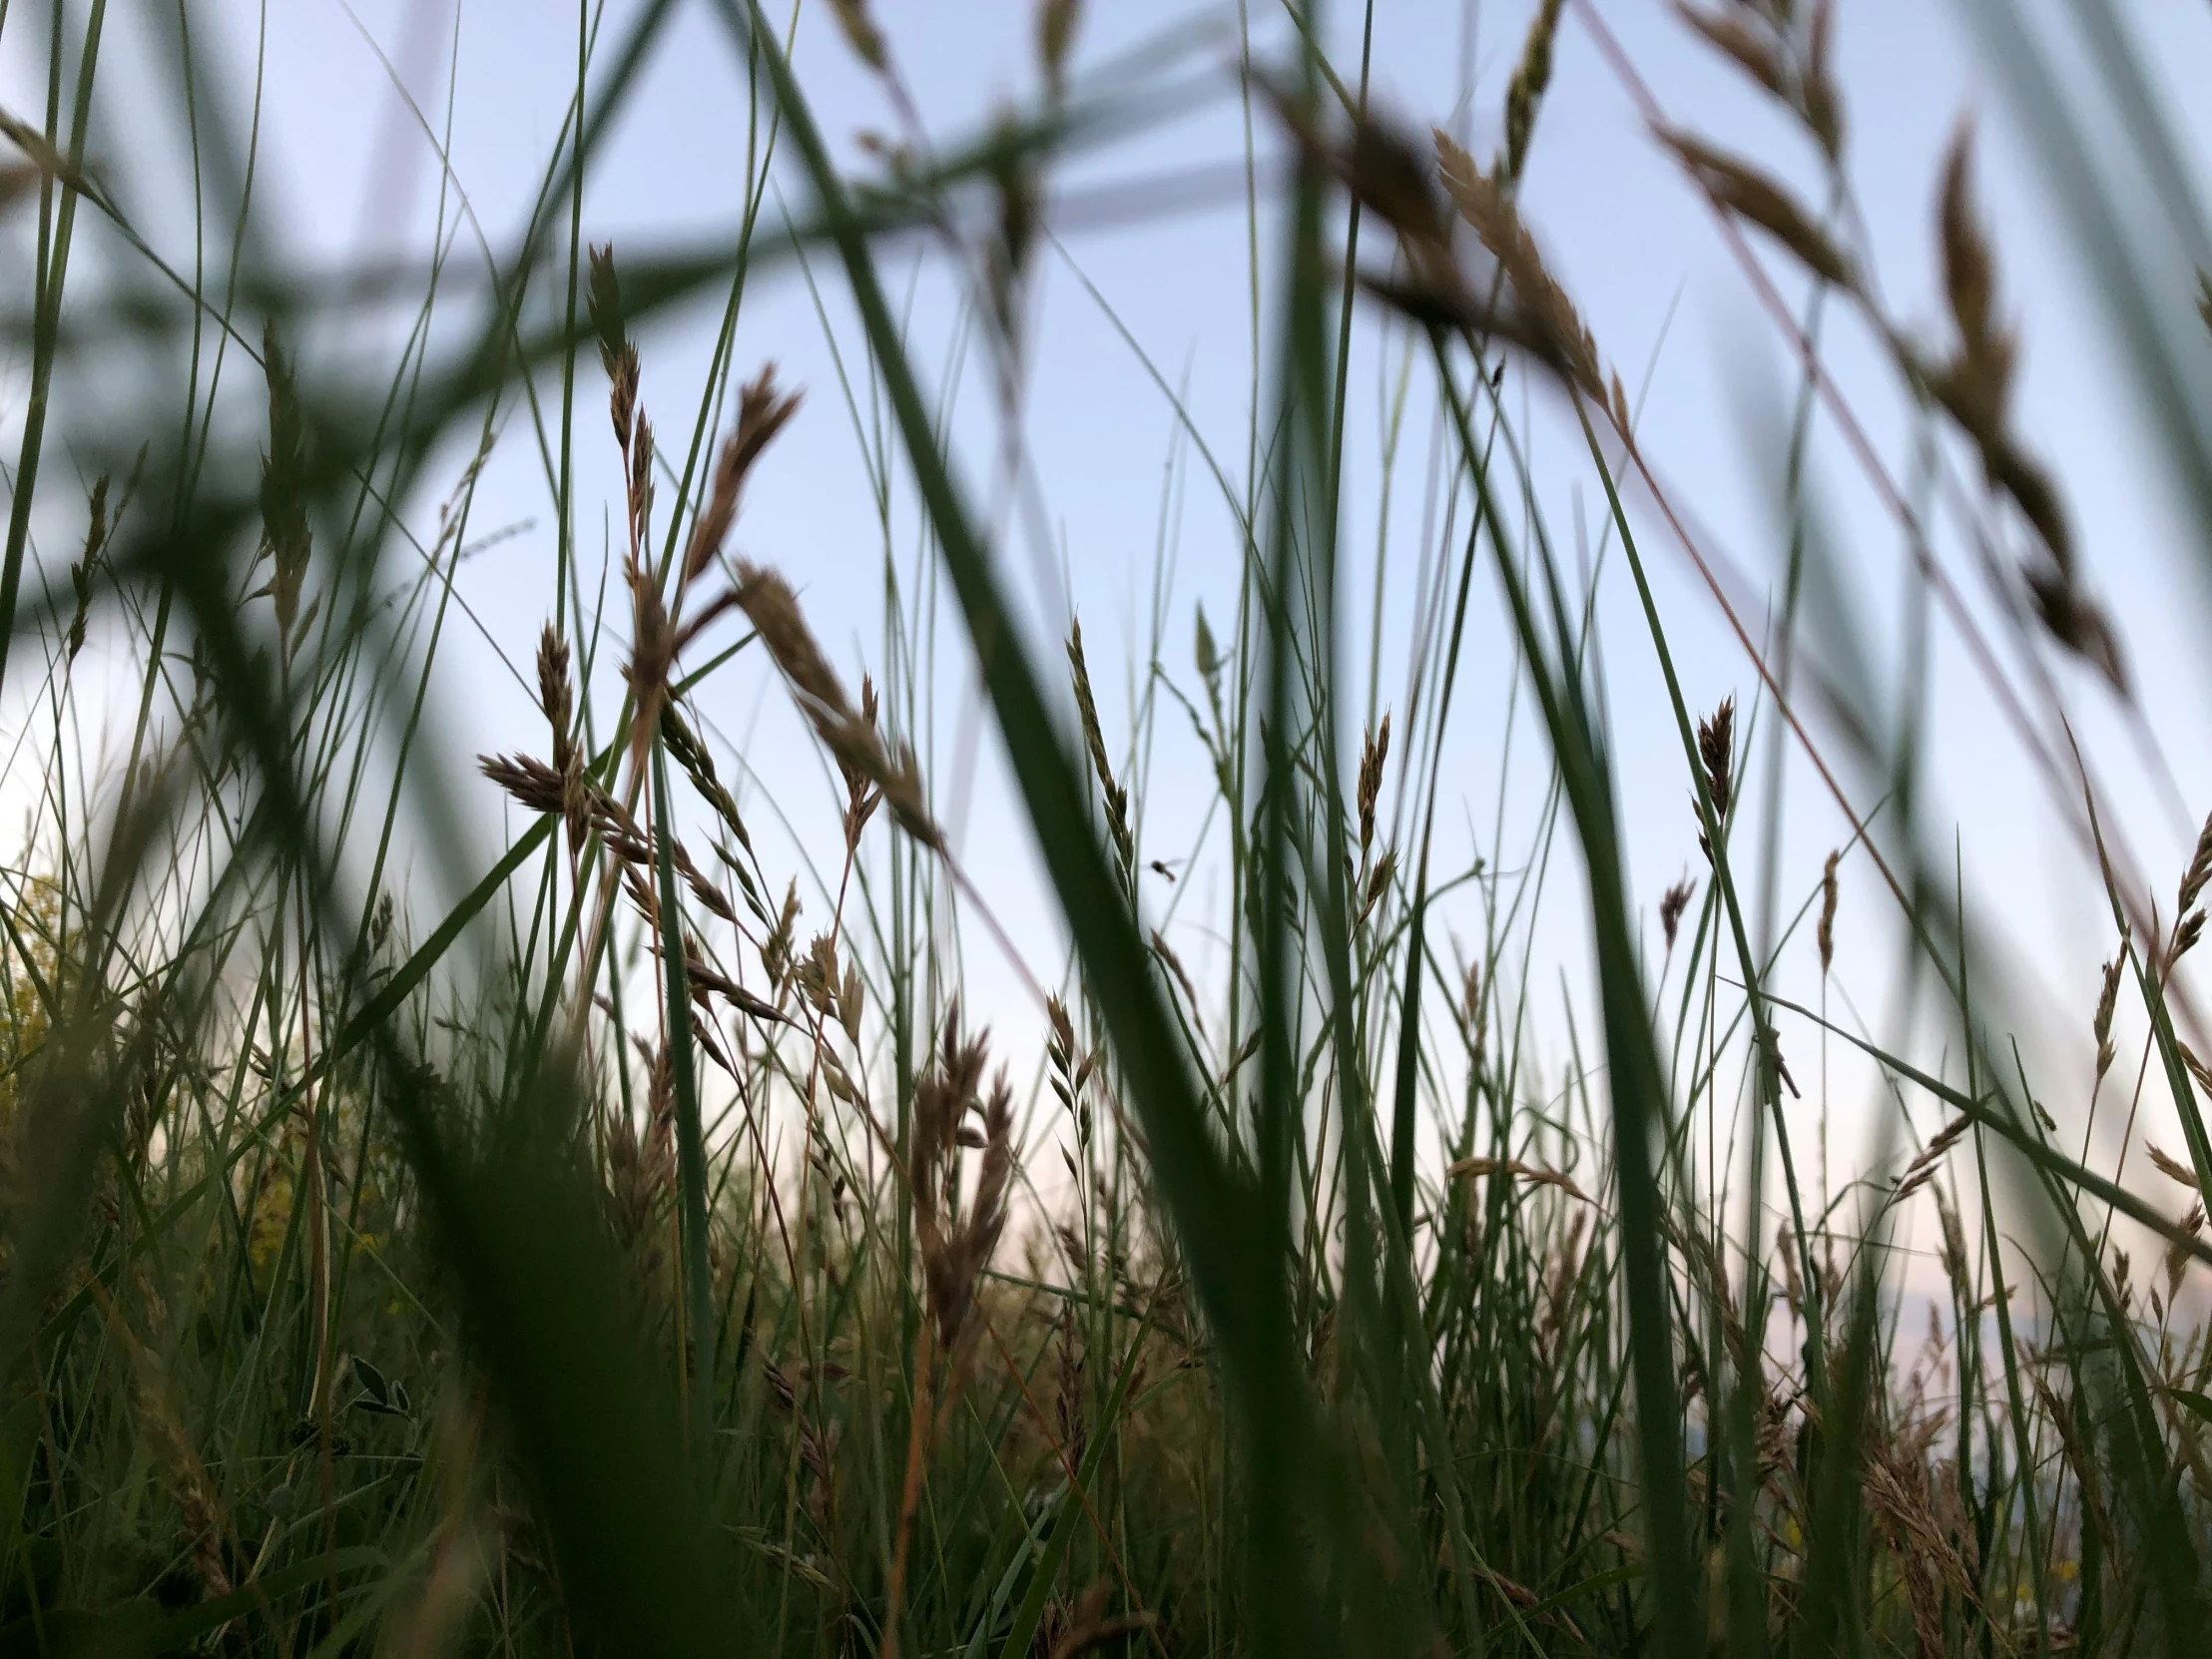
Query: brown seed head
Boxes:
[
  {"xmin": 1036, "ymin": 0, "xmax": 1082, "ymax": 101},
  {"xmin": 2181, "ymin": 812, "xmax": 2212, "ymax": 914},
  {"xmin": 735, "ymin": 563, "xmax": 854, "ymax": 731},
  {"xmin": 1358, "ymin": 714, "xmax": 1390, "ymax": 859},
  {"xmin": 2169, "ymin": 1208, "xmax": 2200, "ymax": 1303},
  {"xmin": 1257, "ymin": 79, "xmax": 1446, "ymax": 255},
  {"xmin": 2093, "ymin": 954, "xmax": 2124, "ymax": 1078},
  {"xmin": 588, "ymin": 245, "xmax": 639, "ymax": 448},
  {"xmin": 1659, "ymin": 875, "xmax": 1696, "ymax": 953},
  {"xmin": 1046, "ymin": 995, "xmax": 1076, "ymax": 1069},
  {"xmin": 1444, "ymin": 1155, "xmax": 1595, "ymax": 1208},
  {"xmin": 2180, "ymin": 1041, "xmax": 2212, "ymax": 1100},
  {"xmin": 587, "ymin": 244, "xmax": 626, "ymax": 370},
  {"xmin": 1462, "ymin": 958, "xmax": 1488, "ymax": 1063},
  {"xmin": 1817, "ymin": 847, "xmax": 1841, "ymax": 973},
  {"xmin": 608, "ymin": 346, "xmax": 640, "ymax": 451},
  {"xmin": 1902, "ymin": 1116, "xmax": 1971, "ymax": 1190},
  {"xmin": 1066, "ymin": 618, "xmax": 1133, "ymax": 877},
  {"xmin": 734, "ymin": 564, "xmax": 944, "ymax": 853},
  {"xmin": 627, "ymin": 413, "xmax": 655, "ymax": 553},
  {"xmin": 763, "ymin": 878, "xmax": 802, "ymax": 991},
  {"xmin": 675, "ymin": 841, "xmax": 735, "ymax": 923},
  {"xmin": 1804, "ymin": 0, "xmax": 1844, "ymax": 161},
  {"xmin": 259, "ymin": 321, "xmax": 312, "ymax": 643},
  {"xmin": 1695, "ymin": 697, "xmax": 1736, "ymax": 861},
  {"xmin": 684, "ymin": 368, "xmax": 802, "ymax": 585},
  {"xmin": 2148, "ymin": 1143, "xmax": 2200, "ymax": 1192},
  {"xmin": 480, "ymin": 752, "xmax": 566, "ymax": 818},
  {"xmin": 1673, "ymin": 4, "xmax": 1785, "ymax": 100},
  {"xmin": 1939, "ymin": 127, "xmax": 1996, "ymax": 378},
  {"xmin": 1434, "ymin": 130, "xmax": 1608, "ymax": 406},
  {"xmin": 620, "ymin": 862, "xmax": 659, "ymax": 931},
  {"xmin": 1934, "ymin": 1189, "xmax": 1970, "ymax": 1295},
  {"xmin": 2022, "ymin": 567, "xmax": 2123, "ymax": 696},
  {"xmin": 68, "ymin": 475, "xmax": 109, "ymax": 663},
  {"xmin": 1362, "ymin": 847, "xmax": 1397, "ymax": 923},
  {"xmin": 2171, "ymin": 909, "xmax": 2207, "ymax": 976},
  {"xmin": 827, "ymin": 0, "xmax": 887, "ymax": 70},
  {"xmin": 537, "ymin": 622, "xmax": 574, "ymax": 763},
  {"xmin": 590, "ymin": 788, "xmax": 653, "ymax": 864},
  {"xmin": 1926, "ymin": 121, "xmax": 2116, "ymax": 691},
  {"xmin": 537, "ymin": 626, "xmax": 588, "ymax": 847},
  {"xmin": 911, "ymin": 1006, "xmax": 1013, "ymax": 1357},
  {"xmin": 623, "ymin": 572, "xmax": 674, "ymax": 777},
  {"xmin": 1655, "ymin": 126, "xmax": 1857, "ymax": 290}
]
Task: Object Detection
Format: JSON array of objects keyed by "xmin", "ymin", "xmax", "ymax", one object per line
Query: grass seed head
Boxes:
[
  {"xmin": 627, "ymin": 412, "xmax": 656, "ymax": 556},
  {"xmin": 1461, "ymin": 958, "xmax": 1488, "ymax": 1065},
  {"xmin": 1357, "ymin": 714, "xmax": 1389, "ymax": 859},
  {"xmin": 2148, "ymin": 1144, "xmax": 2200, "ymax": 1192},
  {"xmin": 675, "ymin": 841, "xmax": 735, "ymax": 924},
  {"xmin": 1934, "ymin": 1189, "xmax": 1971, "ymax": 1297},
  {"xmin": 536, "ymin": 624, "xmax": 573, "ymax": 756},
  {"xmin": 911, "ymin": 1006, "xmax": 1014, "ymax": 1359},
  {"xmin": 67, "ymin": 475, "xmax": 108, "ymax": 663},
  {"xmin": 2181, "ymin": 811, "xmax": 2212, "ymax": 914},
  {"xmin": 2170, "ymin": 1201, "xmax": 2208, "ymax": 1303},
  {"xmin": 1036, "ymin": 0, "xmax": 1082, "ymax": 102},
  {"xmin": 1817, "ymin": 847, "xmax": 1841, "ymax": 972},
  {"xmin": 1674, "ymin": 4, "xmax": 1785, "ymax": 99},
  {"xmin": 259, "ymin": 321, "xmax": 312, "ymax": 644},
  {"xmin": 1776, "ymin": 1221, "xmax": 1804, "ymax": 1318},
  {"xmin": 1660, "ymin": 875, "xmax": 1696, "ymax": 953},
  {"xmin": 827, "ymin": 0, "xmax": 887, "ymax": 71},
  {"xmin": 480, "ymin": 752, "xmax": 566, "ymax": 818},
  {"xmin": 735, "ymin": 563, "xmax": 852, "ymax": 731},
  {"xmin": 1804, "ymin": 0, "xmax": 1843, "ymax": 160},
  {"xmin": 1361, "ymin": 847, "xmax": 1397, "ymax": 923},
  {"xmin": 1655, "ymin": 126, "xmax": 1858, "ymax": 290},
  {"xmin": 1502, "ymin": 0, "xmax": 1566, "ymax": 184},
  {"xmin": 1434, "ymin": 130, "xmax": 1609, "ymax": 405},
  {"xmin": 763, "ymin": 878, "xmax": 802, "ymax": 991},
  {"xmin": 588, "ymin": 243, "xmax": 640, "ymax": 448},
  {"xmin": 1695, "ymin": 697, "xmax": 1736, "ymax": 859},
  {"xmin": 1066, "ymin": 619, "xmax": 1133, "ymax": 878},
  {"xmin": 685, "ymin": 367, "xmax": 801, "ymax": 585},
  {"xmin": 734, "ymin": 563, "xmax": 942, "ymax": 851},
  {"xmin": 2094, "ymin": 953, "xmax": 2124, "ymax": 1077},
  {"xmin": 1698, "ymin": 698, "xmax": 1735, "ymax": 817},
  {"xmin": 623, "ymin": 564, "xmax": 674, "ymax": 777},
  {"xmin": 2171, "ymin": 909, "xmax": 2206, "ymax": 977},
  {"xmin": 2023, "ymin": 567, "xmax": 2125, "ymax": 696},
  {"xmin": 1938, "ymin": 127, "xmax": 1998, "ymax": 391}
]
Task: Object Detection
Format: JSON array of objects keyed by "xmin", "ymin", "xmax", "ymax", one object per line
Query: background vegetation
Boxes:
[{"xmin": 3, "ymin": 0, "xmax": 2212, "ymax": 1653}]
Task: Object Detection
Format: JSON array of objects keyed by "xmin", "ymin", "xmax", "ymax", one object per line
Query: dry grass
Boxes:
[{"xmin": 5, "ymin": 1, "xmax": 2212, "ymax": 1655}]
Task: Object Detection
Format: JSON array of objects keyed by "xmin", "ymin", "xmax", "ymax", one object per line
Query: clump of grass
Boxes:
[{"xmin": 7, "ymin": 0, "xmax": 2212, "ymax": 1654}]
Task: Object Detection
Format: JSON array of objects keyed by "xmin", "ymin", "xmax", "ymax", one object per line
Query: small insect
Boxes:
[{"xmin": 1149, "ymin": 859, "xmax": 1180, "ymax": 883}]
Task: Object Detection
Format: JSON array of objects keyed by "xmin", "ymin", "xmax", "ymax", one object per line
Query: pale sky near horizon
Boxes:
[{"xmin": 9, "ymin": 0, "xmax": 2212, "ymax": 1211}]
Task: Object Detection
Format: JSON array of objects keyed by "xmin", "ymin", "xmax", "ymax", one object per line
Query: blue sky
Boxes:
[{"xmin": 9, "ymin": 0, "xmax": 2212, "ymax": 1200}]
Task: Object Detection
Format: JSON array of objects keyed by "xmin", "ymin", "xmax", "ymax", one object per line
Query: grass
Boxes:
[{"xmin": 3, "ymin": 0, "xmax": 2212, "ymax": 1652}]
